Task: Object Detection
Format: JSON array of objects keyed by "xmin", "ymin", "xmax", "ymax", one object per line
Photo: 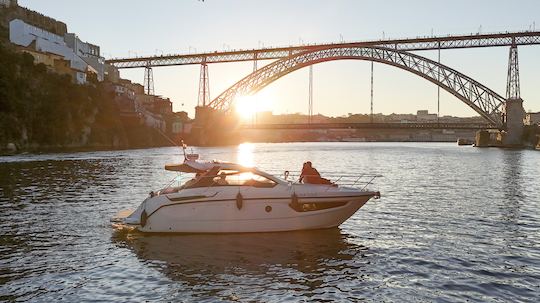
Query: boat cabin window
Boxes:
[
  {"xmin": 183, "ymin": 169, "xmax": 276, "ymax": 189},
  {"xmin": 213, "ymin": 170, "xmax": 276, "ymax": 188}
]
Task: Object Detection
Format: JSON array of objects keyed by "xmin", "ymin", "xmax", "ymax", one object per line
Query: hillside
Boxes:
[{"xmin": 0, "ymin": 21, "xmax": 174, "ymax": 153}]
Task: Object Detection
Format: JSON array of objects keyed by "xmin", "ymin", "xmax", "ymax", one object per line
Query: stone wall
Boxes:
[{"xmin": 1, "ymin": 4, "xmax": 67, "ymax": 36}]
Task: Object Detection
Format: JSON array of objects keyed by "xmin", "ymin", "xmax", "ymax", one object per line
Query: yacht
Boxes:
[{"xmin": 112, "ymin": 155, "xmax": 380, "ymax": 233}]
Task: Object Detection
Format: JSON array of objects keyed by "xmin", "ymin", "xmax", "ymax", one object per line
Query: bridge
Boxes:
[
  {"xmin": 106, "ymin": 31, "xmax": 540, "ymax": 145},
  {"xmin": 241, "ymin": 122, "xmax": 497, "ymax": 130},
  {"xmin": 106, "ymin": 31, "xmax": 540, "ymax": 68}
]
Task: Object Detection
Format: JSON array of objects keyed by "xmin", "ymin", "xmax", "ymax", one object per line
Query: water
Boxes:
[{"xmin": 0, "ymin": 142, "xmax": 539, "ymax": 302}]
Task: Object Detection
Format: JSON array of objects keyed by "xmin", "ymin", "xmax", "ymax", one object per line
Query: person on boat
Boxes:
[
  {"xmin": 299, "ymin": 162, "xmax": 333, "ymax": 185},
  {"xmin": 195, "ymin": 167, "xmax": 220, "ymax": 187},
  {"xmin": 183, "ymin": 172, "xmax": 202, "ymax": 188},
  {"xmin": 299, "ymin": 161, "xmax": 321, "ymax": 184},
  {"xmin": 215, "ymin": 172, "xmax": 228, "ymax": 186}
]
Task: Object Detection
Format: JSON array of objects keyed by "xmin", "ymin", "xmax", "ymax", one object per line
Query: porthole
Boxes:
[{"xmin": 265, "ymin": 205, "xmax": 272, "ymax": 212}]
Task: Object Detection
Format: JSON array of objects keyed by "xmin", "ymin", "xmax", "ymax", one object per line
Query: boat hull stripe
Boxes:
[{"xmin": 144, "ymin": 193, "xmax": 376, "ymax": 219}]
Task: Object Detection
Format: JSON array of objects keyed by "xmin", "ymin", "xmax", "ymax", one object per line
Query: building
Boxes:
[
  {"xmin": 8, "ymin": 18, "xmax": 107, "ymax": 85},
  {"xmin": 105, "ymin": 64, "xmax": 120, "ymax": 83},
  {"xmin": 524, "ymin": 112, "xmax": 540, "ymax": 126},
  {"xmin": 18, "ymin": 47, "xmax": 63, "ymax": 67},
  {"xmin": 386, "ymin": 113, "xmax": 417, "ymax": 123},
  {"xmin": 152, "ymin": 97, "xmax": 173, "ymax": 115},
  {"xmin": 9, "ymin": 19, "xmax": 87, "ymax": 84},
  {"xmin": 64, "ymin": 33, "xmax": 105, "ymax": 81},
  {"xmin": 171, "ymin": 111, "xmax": 192, "ymax": 135},
  {"xmin": 113, "ymin": 85, "xmax": 135, "ymax": 100},
  {"xmin": 417, "ymin": 110, "xmax": 438, "ymax": 122}
]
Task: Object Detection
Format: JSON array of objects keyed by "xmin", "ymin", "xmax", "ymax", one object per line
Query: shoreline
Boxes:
[{"xmin": 2, "ymin": 139, "xmax": 538, "ymax": 157}]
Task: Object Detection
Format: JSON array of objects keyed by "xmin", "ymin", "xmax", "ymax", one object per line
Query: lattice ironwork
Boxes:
[
  {"xmin": 144, "ymin": 64, "xmax": 154, "ymax": 95},
  {"xmin": 198, "ymin": 63, "xmax": 210, "ymax": 106},
  {"xmin": 506, "ymin": 44, "xmax": 520, "ymax": 100},
  {"xmin": 208, "ymin": 46, "xmax": 505, "ymax": 127},
  {"xmin": 106, "ymin": 31, "xmax": 540, "ymax": 69}
]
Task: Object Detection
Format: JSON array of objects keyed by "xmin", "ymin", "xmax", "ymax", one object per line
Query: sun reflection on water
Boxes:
[{"xmin": 237, "ymin": 143, "xmax": 255, "ymax": 167}]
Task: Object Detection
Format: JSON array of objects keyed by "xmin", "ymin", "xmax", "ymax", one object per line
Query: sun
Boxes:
[
  {"xmin": 235, "ymin": 95, "xmax": 258, "ymax": 119},
  {"xmin": 234, "ymin": 92, "xmax": 273, "ymax": 120}
]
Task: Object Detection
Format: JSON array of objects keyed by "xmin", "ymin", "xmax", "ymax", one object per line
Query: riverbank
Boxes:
[{"xmin": 0, "ymin": 37, "xmax": 184, "ymax": 154}]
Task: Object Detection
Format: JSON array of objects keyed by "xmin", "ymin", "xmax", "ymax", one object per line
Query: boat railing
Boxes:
[
  {"xmin": 158, "ymin": 170, "xmax": 381, "ymax": 195},
  {"xmin": 267, "ymin": 170, "xmax": 382, "ymax": 191}
]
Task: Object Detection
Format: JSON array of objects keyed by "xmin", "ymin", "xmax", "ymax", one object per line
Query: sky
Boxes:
[{"xmin": 19, "ymin": 0, "xmax": 540, "ymax": 118}]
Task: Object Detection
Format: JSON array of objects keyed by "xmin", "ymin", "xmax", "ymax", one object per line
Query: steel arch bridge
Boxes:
[{"xmin": 207, "ymin": 46, "xmax": 506, "ymax": 127}]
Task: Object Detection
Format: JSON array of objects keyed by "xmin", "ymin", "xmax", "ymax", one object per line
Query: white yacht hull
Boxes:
[{"xmin": 114, "ymin": 190, "xmax": 377, "ymax": 233}]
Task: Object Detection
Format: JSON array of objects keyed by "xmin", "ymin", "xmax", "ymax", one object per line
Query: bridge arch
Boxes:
[{"xmin": 207, "ymin": 46, "xmax": 505, "ymax": 127}]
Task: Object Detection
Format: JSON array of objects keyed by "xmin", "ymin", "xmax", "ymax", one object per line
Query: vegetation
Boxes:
[{"xmin": 0, "ymin": 41, "xmax": 126, "ymax": 152}]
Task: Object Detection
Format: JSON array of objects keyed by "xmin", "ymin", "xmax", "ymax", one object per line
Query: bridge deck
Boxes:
[
  {"xmin": 107, "ymin": 31, "xmax": 540, "ymax": 68},
  {"xmin": 241, "ymin": 122, "xmax": 497, "ymax": 130}
]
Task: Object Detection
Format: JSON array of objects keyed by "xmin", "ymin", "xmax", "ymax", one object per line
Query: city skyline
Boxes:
[{"xmin": 19, "ymin": 0, "xmax": 540, "ymax": 118}]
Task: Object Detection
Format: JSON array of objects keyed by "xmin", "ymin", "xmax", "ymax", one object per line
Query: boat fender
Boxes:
[
  {"xmin": 140, "ymin": 209, "xmax": 148, "ymax": 227},
  {"xmin": 289, "ymin": 193, "xmax": 301, "ymax": 211},
  {"xmin": 236, "ymin": 192, "xmax": 243, "ymax": 210}
]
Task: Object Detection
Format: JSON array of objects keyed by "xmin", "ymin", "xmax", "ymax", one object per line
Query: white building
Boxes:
[
  {"xmin": 142, "ymin": 109, "xmax": 166, "ymax": 132},
  {"xmin": 9, "ymin": 19, "xmax": 87, "ymax": 84},
  {"xmin": 114, "ymin": 85, "xmax": 136, "ymax": 100},
  {"xmin": 64, "ymin": 33, "xmax": 105, "ymax": 81}
]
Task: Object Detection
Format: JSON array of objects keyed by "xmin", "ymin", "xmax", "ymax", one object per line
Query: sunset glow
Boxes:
[{"xmin": 234, "ymin": 92, "xmax": 273, "ymax": 120}]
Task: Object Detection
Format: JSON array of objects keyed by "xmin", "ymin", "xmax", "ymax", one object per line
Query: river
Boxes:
[{"xmin": 0, "ymin": 142, "xmax": 539, "ymax": 302}]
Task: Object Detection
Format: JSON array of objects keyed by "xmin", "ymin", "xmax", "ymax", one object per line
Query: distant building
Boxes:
[
  {"xmin": 386, "ymin": 113, "xmax": 416, "ymax": 123},
  {"xmin": 417, "ymin": 110, "xmax": 438, "ymax": 122},
  {"xmin": 8, "ymin": 18, "xmax": 107, "ymax": 84},
  {"xmin": 9, "ymin": 19, "xmax": 87, "ymax": 84},
  {"xmin": 171, "ymin": 111, "xmax": 192, "ymax": 134},
  {"xmin": 64, "ymin": 33, "xmax": 105, "ymax": 81},
  {"xmin": 143, "ymin": 111, "xmax": 166, "ymax": 132},
  {"xmin": 105, "ymin": 64, "xmax": 120, "ymax": 83},
  {"xmin": 524, "ymin": 112, "xmax": 540, "ymax": 126},
  {"xmin": 113, "ymin": 85, "xmax": 135, "ymax": 100},
  {"xmin": 18, "ymin": 48, "xmax": 64, "ymax": 68},
  {"xmin": 152, "ymin": 97, "xmax": 173, "ymax": 115}
]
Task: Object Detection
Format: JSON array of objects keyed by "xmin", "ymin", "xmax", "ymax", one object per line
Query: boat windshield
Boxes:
[{"xmin": 184, "ymin": 169, "xmax": 276, "ymax": 189}]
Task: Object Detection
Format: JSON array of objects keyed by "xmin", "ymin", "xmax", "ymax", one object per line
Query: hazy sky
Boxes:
[{"xmin": 19, "ymin": 0, "xmax": 540, "ymax": 117}]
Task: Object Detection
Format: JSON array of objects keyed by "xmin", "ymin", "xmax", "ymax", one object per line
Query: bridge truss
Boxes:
[
  {"xmin": 208, "ymin": 46, "xmax": 506, "ymax": 127},
  {"xmin": 106, "ymin": 31, "xmax": 540, "ymax": 68}
]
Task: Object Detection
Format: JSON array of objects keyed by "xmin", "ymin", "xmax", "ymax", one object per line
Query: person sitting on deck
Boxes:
[
  {"xmin": 215, "ymin": 172, "xmax": 229, "ymax": 186},
  {"xmin": 194, "ymin": 167, "xmax": 220, "ymax": 187},
  {"xmin": 183, "ymin": 172, "xmax": 202, "ymax": 188},
  {"xmin": 299, "ymin": 161, "xmax": 333, "ymax": 185}
]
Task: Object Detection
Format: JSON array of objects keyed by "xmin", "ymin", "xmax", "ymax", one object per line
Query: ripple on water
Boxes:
[{"xmin": 0, "ymin": 143, "xmax": 539, "ymax": 302}]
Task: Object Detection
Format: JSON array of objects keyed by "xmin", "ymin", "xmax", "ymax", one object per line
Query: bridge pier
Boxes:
[
  {"xmin": 193, "ymin": 106, "xmax": 239, "ymax": 146},
  {"xmin": 500, "ymin": 42, "xmax": 525, "ymax": 146},
  {"xmin": 501, "ymin": 98, "xmax": 525, "ymax": 146}
]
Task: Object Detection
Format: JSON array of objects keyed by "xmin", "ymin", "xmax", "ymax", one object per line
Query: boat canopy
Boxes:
[{"xmin": 164, "ymin": 160, "xmax": 254, "ymax": 173}]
